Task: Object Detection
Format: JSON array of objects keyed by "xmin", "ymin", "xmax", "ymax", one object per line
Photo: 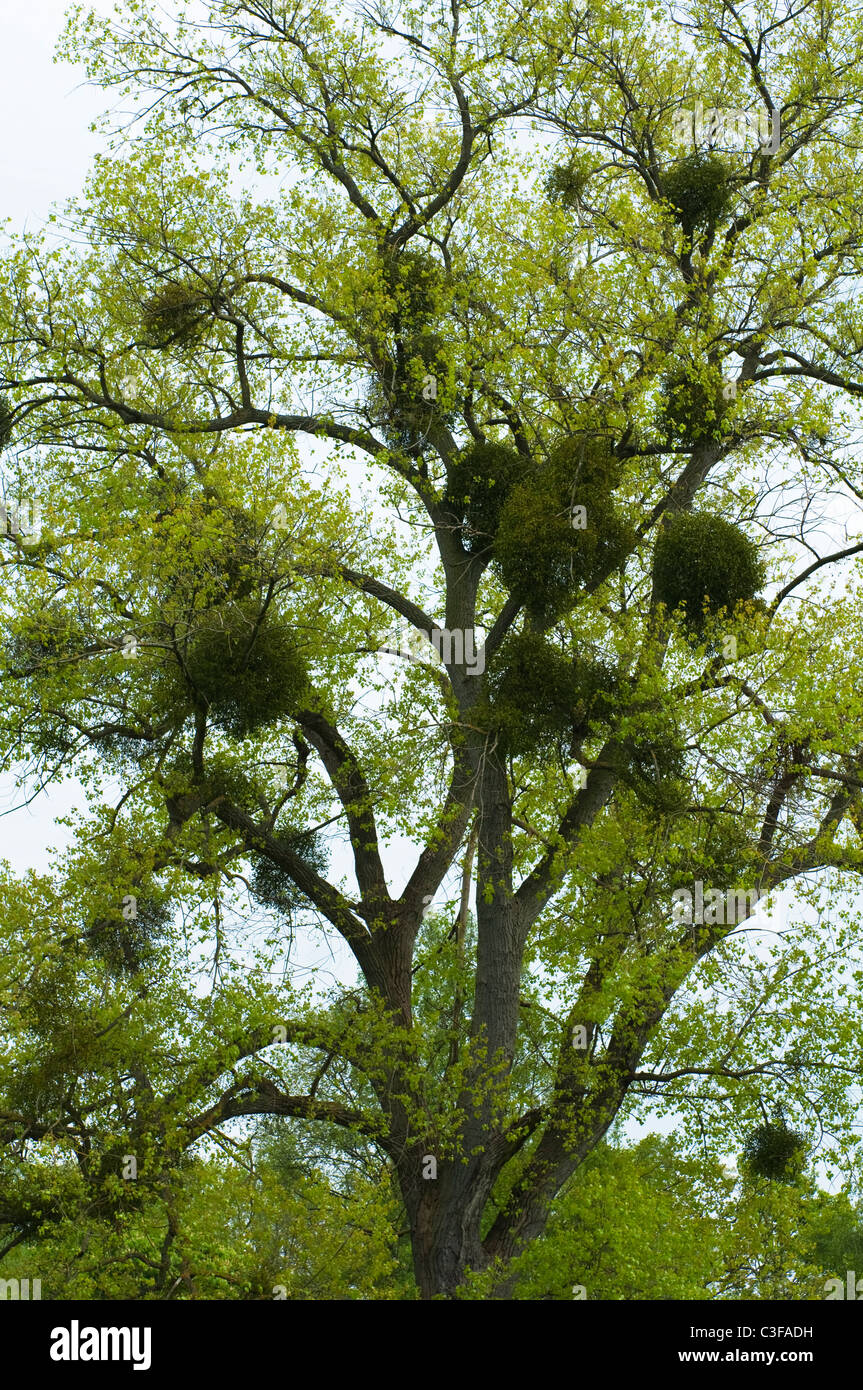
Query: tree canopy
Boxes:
[{"xmin": 4, "ymin": 0, "xmax": 863, "ymax": 1299}]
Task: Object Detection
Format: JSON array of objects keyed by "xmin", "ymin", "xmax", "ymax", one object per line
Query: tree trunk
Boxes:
[{"xmin": 401, "ymin": 1151, "xmax": 497, "ymax": 1298}]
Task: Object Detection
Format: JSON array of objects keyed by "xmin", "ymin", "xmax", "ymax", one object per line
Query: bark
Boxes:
[{"xmin": 396, "ymin": 744, "xmax": 528, "ymax": 1298}]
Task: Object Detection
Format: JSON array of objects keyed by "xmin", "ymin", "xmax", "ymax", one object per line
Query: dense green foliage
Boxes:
[
  {"xmin": 491, "ymin": 436, "xmax": 633, "ymax": 626},
  {"xmin": 662, "ymin": 151, "xmax": 734, "ymax": 240},
  {"xmin": 477, "ymin": 630, "xmax": 618, "ymax": 761},
  {"xmin": 180, "ymin": 603, "xmax": 309, "ymax": 739},
  {"xmin": 742, "ymin": 1112, "xmax": 809, "ymax": 1184},
  {"xmin": 3, "ymin": 0, "xmax": 863, "ymax": 1301},
  {"xmin": 3, "ymin": 1120, "xmax": 859, "ymax": 1300},
  {"xmin": 652, "ymin": 511, "xmax": 766, "ymax": 634},
  {"xmin": 0, "ymin": 392, "xmax": 13, "ymax": 452},
  {"xmin": 445, "ymin": 441, "xmax": 529, "ymax": 554}
]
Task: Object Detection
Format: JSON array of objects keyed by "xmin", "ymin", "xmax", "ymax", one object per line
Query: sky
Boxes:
[{"xmin": 2, "ymin": 0, "xmax": 117, "ymax": 239}]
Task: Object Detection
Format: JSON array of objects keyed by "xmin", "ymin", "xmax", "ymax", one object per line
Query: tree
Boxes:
[
  {"xmin": 4, "ymin": 0, "xmax": 863, "ymax": 1299},
  {"xmin": 0, "ymin": 1136, "xmax": 407, "ymax": 1300},
  {"xmin": 457, "ymin": 1132, "xmax": 852, "ymax": 1301}
]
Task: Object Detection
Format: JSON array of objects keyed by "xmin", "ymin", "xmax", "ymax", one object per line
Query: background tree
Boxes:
[{"xmin": 4, "ymin": 0, "xmax": 863, "ymax": 1298}]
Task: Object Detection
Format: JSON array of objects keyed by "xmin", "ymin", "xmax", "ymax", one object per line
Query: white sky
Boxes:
[{"xmin": 1, "ymin": 0, "xmax": 117, "ymax": 236}]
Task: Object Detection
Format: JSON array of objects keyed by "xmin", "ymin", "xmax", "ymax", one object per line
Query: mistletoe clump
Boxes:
[
  {"xmin": 700, "ymin": 811, "xmax": 758, "ymax": 885},
  {"xmin": 475, "ymin": 629, "xmax": 619, "ymax": 761},
  {"xmin": 662, "ymin": 151, "xmax": 734, "ymax": 239},
  {"xmin": 371, "ymin": 247, "xmax": 458, "ymax": 445},
  {"xmin": 153, "ymin": 490, "xmax": 270, "ymax": 610},
  {"xmin": 741, "ymin": 1112, "xmax": 808, "ymax": 1183},
  {"xmin": 197, "ymin": 758, "xmax": 268, "ymax": 809},
  {"xmin": 492, "ymin": 434, "xmax": 633, "ymax": 627},
  {"xmin": 181, "ymin": 602, "xmax": 309, "ymax": 738},
  {"xmin": 445, "ymin": 441, "xmax": 529, "ymax": 553},
  {"xmin": 6, "ymin": 1035, "xmax": 80, "ymax": 1120},
  {"xmin": 251, "ymin": 831, "xmax": 330, "ymax": 921},
  {"xmin": 658, "ymin": 364, "xmax": 730, "ymax": 446},
  {"xmin": 613, "ymin": 727, "xmax": 689, "ymax": 814},
  {"xmin": 201, "ymin": 496, "xmax": 268, "ymax": 603},
  {"xmin": 140, "ymin": 280, "xmax": 212, "ymax": 347},
  {"xmin": 544, "ymin": 158, "xmax": 591, "ymax": 209},
  {"xmin": 86, "ymin": 894, "xmax": 173, "ymax": 977},
  {"xmin": 5, "ymin": 602, "xmax": 88, "ymax": 671},
  {"xmin": 652, "ymin": 512, "xmax": 765, "ymax": 636},
  {"xmin": 379, "ymin": 246, "xmax": 447, "ymax": 327},
  {"xmin": 368, "ymin": 331, "xmax": 457, "ymax": 451},
  {"xmin": 159, "ymin": 751, "xmax": 271, "ymax": 821}
]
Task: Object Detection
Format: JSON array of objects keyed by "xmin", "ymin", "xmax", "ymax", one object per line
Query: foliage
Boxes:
[
  {"xmin": 476, "ymin": 629, "xmax": 618, "ymax": 761},
  {"xmin": 652, "ymin": 512, "xmax": 766, "ymax": 635},
  {"xmin": 741, "ymin": 1111, "xmax": 809, "ymax": 1184},
  {"xmin": 458, "ymin": 1135, "xmax": 841, "ymax": 1300},
  {"xmin": 0, "ymin": 1153, "xmax": 405, "ymax": 1299},
  {"xmin": 613, "ymin": 725, "xmax": 690, "ymax": 815},
  {"xmin": 366, "ymin": 332, "xmax": 457, "ymax": 450},
  {"xmin": 659, "ymin": 363, "xmax": 729, "ymax": 446},
  {"xmin": 544, "ymin": 157, "xmax": 591, "ymax": 209},
  {"xmin": 662, "ymin": 152, "xmax": 734, "ymax": 239},
  {"xmin": 140, "ymin": 280, "xmax": 212, "ymax": 347},
  {"xmin": 492, "ymin": 435, "xmax": 633, "ymax": 626},
  {"xmin": 364, "ymin": 247, "xmax": 459, "ymax": 450},
  {"xmin": 2, "ymin": 0, "xmax": 863, "ymax": 1303},
  {"xmin": 0, "ymin": 392, "xmax": 13, "ymax": 451},
  {"xmin": 379, "ymin": 247, "xmax": 448, "ymax": 326},
  {"xmin": 5, "ymin": 602, "xmax": 88, "ymax": 669},
  {"xmin": 85, "ymin": 893, "xmax": 173, "ymax": 977},
  {"xmin": 175, "ymin": 601, "xmax": 310, "ymax": 739},
  {"xmin": 807, "ymin": 1191, "xmax": 863, "ymax": 1279},
  {"xmin": 444, "ymin": 440, "xmax": 529, "ymax": 553},
  {"xmin": 251, "ymin": 831, "xmax": 330, "ymax": 921}
]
